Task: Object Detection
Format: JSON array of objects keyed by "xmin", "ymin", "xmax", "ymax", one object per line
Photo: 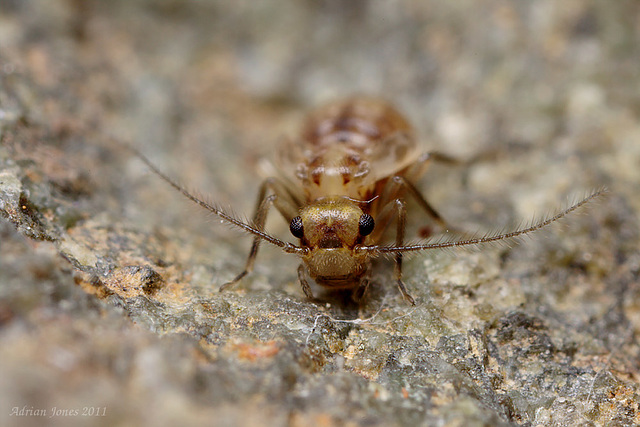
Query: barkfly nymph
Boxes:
[{"xmin": 127, "ymin": 96, "xmax": 603, "ymax": 305}]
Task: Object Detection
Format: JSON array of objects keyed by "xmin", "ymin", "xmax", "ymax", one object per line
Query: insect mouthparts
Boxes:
[{"xmin": 318, "ymin": 234, "xmax": 344, "ymax": 249}]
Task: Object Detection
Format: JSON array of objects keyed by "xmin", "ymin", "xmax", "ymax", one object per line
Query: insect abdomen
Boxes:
[
  {"xmin": 294, "ymin": 97, "xmax": 417, "ymax": 200},
  {"xmin": 300, "ymin": 96, "xmax": 412, "ymax": 148}
]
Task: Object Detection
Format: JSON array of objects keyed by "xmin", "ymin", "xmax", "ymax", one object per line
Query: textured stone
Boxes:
[{"xmin": 1, "ymin": 1, "xmax": 639, "ymax": 426}]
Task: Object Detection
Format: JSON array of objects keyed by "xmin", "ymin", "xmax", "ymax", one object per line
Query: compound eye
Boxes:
[
  {"xmin": 358, "ymin": 214, "xmax": 375, "ymax": 236},
  {"xmin": 289, "ymin": 216, "xmax": 304, "ymax": 239}
]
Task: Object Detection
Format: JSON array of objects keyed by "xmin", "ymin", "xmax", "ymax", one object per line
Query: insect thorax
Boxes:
[{"xmin": 295, "ymin": 145, "xmax": 375, "ymax": 200}]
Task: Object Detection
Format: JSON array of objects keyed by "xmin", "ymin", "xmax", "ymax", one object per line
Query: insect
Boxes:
[{"xmin": 128, "ymin": 96, "xmax": 603, "ymax": 305}]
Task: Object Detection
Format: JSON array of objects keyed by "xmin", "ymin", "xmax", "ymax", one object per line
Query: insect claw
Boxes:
[
  {"xmin": 219, "ymin": 271, "xmax": 247, "ymax": 292},
  {"xmin": 397, "ymin": 280, "xmax": 416, "ymax": 306},
  {"xmin": 298, "ymin": 264, "xmax": 315, "ymax": 299}
]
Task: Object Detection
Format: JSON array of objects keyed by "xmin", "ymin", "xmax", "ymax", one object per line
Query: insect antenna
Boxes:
[
  {"xmin": 120, "ymin": 142, "xmax": 304, "ymax": 255},
  {"xmin": 367, "ymin": 189, "xmax": 606, "ymax": 254}
]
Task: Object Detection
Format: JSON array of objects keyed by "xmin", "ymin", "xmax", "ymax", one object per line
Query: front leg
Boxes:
[
  {"xmin": 219, "ymin": 193, "xmax": 277, "ymax": 291},
  {"xmin": 219, "ymin": 178, "xmax": 298, "ymax": 292}
]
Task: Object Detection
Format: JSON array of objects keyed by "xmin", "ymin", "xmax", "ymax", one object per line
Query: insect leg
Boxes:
[
  {"xmin": 297, "ymin": 264, "xmax": 314, "ymax": 299},
  {"xmin": 391, "ymin": 198, "xmax": 416, "ymax": 305},
  {"xmin": 251, "ymin": 177, "xmax": 300, "ymax": 223},
  {"xmin": 401, "ymin": 151, "xmax": 463, "ymax": 230},
  {"xmin": 370, "ymin": 174, "xmax": 455, "ymax": 244},
  {"xmin": 219, "ymin": 178, "xmax": 298, "ymax": 291},
  {"xmin": 391, "ymin": 175, "xmax": 453, "ymax": 231}
]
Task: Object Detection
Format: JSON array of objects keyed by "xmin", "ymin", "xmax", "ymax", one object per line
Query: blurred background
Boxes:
[{"xmin": 1, "ymin": 1, "xmax": 639, "ymax": 426}]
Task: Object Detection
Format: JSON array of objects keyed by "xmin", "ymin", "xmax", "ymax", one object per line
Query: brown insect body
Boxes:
[
  {"xmin": 129, "ymin": 96, "xmax": 603, "ymax": 305},
  {"xmin": 278, "ymin": 98, "xmax": 422, "ymax": 293}
]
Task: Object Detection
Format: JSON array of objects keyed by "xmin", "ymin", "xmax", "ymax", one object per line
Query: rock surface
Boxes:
[{"xmin": 1, "ymin": 1, "xmax": 639, "ymax": 426}]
